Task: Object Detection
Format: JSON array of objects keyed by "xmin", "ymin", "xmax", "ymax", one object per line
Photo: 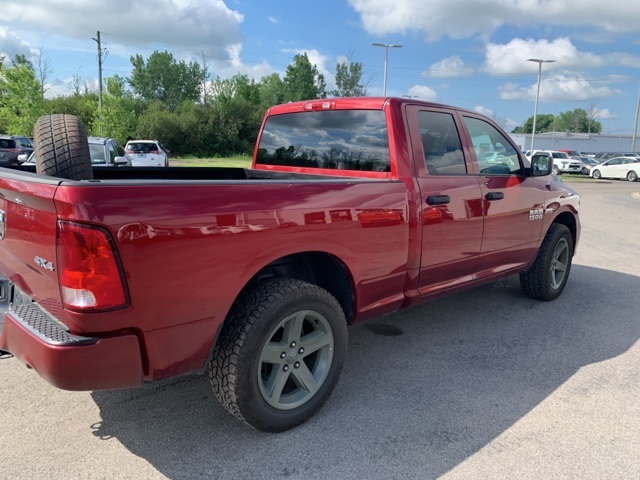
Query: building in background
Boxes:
[{"xmin": 509, "ymin": 131, "xmax": 638, "ymax": 154}]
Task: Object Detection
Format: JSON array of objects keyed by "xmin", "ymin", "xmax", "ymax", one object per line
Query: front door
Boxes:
[{"xmin": 406, "ymin": 106, "xmax": 484, "ymax": 295}]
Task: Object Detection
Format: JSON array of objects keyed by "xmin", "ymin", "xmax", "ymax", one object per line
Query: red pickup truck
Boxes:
[{"xmin": 0, "ymin": 97, "xmax": 580, "ymax": 432}]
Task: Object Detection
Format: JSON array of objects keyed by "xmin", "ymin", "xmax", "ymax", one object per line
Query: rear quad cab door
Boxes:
[
  {"xmin": 405, "ymin": 105, "xmax": 484, "ymax": 295},
  {"xmin": 459, "ymin": 113, "xmax": 547, "ymax": 277}
]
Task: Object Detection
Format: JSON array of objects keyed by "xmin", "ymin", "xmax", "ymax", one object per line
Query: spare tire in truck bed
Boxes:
[{"xmin": 34, "ymin": 114, "xmax": 93, "ymax": 180}]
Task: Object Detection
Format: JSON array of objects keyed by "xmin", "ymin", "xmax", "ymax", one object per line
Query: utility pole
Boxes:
[
  {"xmin": 632, "ymin": 81, "xmax": 640, "ymax": 152},
  {"xmin": 92, "ymin": 31, "xmax": 104, "ymax": 134}
]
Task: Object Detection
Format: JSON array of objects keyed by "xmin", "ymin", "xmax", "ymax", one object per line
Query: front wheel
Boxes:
[
  {"xmin": 520, "ymin": 224, "xmax": 574, "ymax": 301},
  {"xmin": 552, "ymin": 165, "xmax": 560, "ymax": 175},
  {"xmin": 627, "ymin": 170, "xmax": 638, "ymax": 182},
  {"xmin": 592, "ymin": 169, "xmax": 601, "ymax": 179},
  {"xmin": 210, "ymin": 278, "xmax": 347, "ymax": 432}
]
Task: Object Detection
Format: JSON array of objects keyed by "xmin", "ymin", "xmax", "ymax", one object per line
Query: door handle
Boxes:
[
  {"xmin": 485, "ymin": 192, "xmax": 504, "ymax": 201},
  {"xmin": 426, "ymin": 195, "xmax": 450, "ymax": 205}
]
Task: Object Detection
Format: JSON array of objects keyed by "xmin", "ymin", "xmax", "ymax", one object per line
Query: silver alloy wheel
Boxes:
[
  {"xmin": 627, "ymin": 171, "xmax": 637, "ymax": 182},
  {"xmin": 258, "ymin": 310, "xmax": 334, "ymax": 410},
  {"xmin": 593, "ymin": 169, "xmax": 601, "ymax": 179},
  {"xmin": 549, "ymin": 237, "xmax": 569, "ymax": 290}
]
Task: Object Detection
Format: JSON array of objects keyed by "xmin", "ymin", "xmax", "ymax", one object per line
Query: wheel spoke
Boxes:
[
  {"xmin": 282, "ymin": 311, "xmax": 305, "ymax": 346},
  {"xmin": 299, "ymin": 330, "xmax": 332, "ymax": 355},
  {"xmin": 260, "ymin": 343, "xmax": 286, "ymax": 365},
  {"xmin": 263, "ymin": 367, "xmax": 290, "ymax": 404},
  {"xmin": 291, "ymin": 363, "xmax": 320, "ymax": 395}
]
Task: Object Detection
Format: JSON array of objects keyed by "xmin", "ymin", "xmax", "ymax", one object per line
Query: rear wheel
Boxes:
[
  {"xmin": 34, "ymin": 114, "xmax": 93, "ymax": 180},
  {"xmin": 520, "ymin": 224, "xmax": 573, "ymax": 301},
  {"xmin": 627, "ymin": 170, "xmax": 638, "ymax": 182},
  {"xmin": 210, "ymin": 278, "xmax": 348, "ymax": 432}
]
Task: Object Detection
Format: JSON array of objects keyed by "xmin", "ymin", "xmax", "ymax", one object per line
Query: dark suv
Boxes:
[{"xmin": 0, "ymin": 135, "xmax": 34, "ymax": 166}]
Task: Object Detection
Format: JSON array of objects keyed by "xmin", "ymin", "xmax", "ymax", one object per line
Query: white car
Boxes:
[
  {"xmin": 526, "ymin": 150, "xmax": 581, "ymax": 175},
  {"xmin": 125, "ymin": 140, "xmax": 169, "ymax": 167},
  {"xmin": 590, "ymin": 157, "xmax": 640, "ymax": 182}
]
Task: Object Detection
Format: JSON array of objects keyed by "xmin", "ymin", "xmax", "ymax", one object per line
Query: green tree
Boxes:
[
  {"xmin": 514, "ymin": 114, "xmax": 555, "ymax": 134},
  {"xmin": 93, "ymin": 75, "xmax": 138, "ymax": 143},
  {"xmin": 555, "ymin": 108, "xmax": 602, "ymax": 134},
  {"xmin": 45, "ymin": 92, "xmax": 99, "ymax": 131},
  {"xmin": 332, "ymin": 58, "xmax": 366, "ymax": 97},
  {"xmin": 258, "ymin": 73, "xmax": 284, "ymax": 108},
  {"xmin": 128, "ymin": 51, "xmax": 203, "ymax": 110},
  {"xmin": 283, "ymin": 53, "xmax": 326, "ymax": 102},
  {"xmin": 0, "ymin": 57, "xmax": 46, "ymax": 135}
]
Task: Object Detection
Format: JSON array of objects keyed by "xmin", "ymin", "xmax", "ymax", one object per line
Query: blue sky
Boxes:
[{"xmin": 2, "ymin": 0, "xmax": 640, "ymax": 134}]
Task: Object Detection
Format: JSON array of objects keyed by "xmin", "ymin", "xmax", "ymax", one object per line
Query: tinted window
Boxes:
[
  {"xmin": 418, "ymin": 111, "xmax": 466, "ymax": 175},
  {"xmin": 463, "ymin": 116, "xmax": 522, "ymax": 175},
  {"xmin": 89, "ymin": 144, "xmax": 106, "ymax": 164},
  {"xmin": 256, "ymin": 110, "xmax": 390, "ymax": 172},
  {"xmin": 128, "ymin": 142, "xmax": 158, "ymax": 153}
]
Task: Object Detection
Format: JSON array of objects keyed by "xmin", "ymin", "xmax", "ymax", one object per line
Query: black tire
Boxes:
[
  {"xmin": 210, "ymin": 278, "xmax": 348, "ymax": 432},
  {"xmin": 627, "ymin": 170, "xmax": 637, "ymax": 182},
  {"xmin": 34, "ymin": 114, "xmax": 93, "ymax": 180},
  {"xmin": 592, "ymin": 169, "xmax": 601, "ymax": 179},
  {"xmin": 520, "ymin": 224, "xmax": 573, "ymax": 301}
]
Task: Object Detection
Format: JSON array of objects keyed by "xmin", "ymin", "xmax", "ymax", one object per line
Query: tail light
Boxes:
[
  {"xmin": 57, "ymin": 221, "xmax": 129, "ymax": 311},
  {"xmin": 149, "ymin": 150, "xmax": 161, "ymax": 155},
  {"xmin": 125, "ymin": 149, "xmax": 134, "ymax": 154}
]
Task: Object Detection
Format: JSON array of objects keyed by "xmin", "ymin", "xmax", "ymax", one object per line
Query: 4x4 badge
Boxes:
[{"xmin": 34, "ymin": 256, "xmax": 55, "ymax": 272}]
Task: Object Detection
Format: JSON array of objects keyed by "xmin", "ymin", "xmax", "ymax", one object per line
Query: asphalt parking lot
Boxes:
[{"xmin": 1, "ymin": 178, "xmax": 638, "ymax": 480}]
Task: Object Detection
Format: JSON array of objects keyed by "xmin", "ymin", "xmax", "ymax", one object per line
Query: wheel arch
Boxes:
[
  {"xmin": 550, "ymin": 211, "xmax": 578, "ymax": 253},
  {"xmin": 233, "ymin": 251, "xmax": 356, "ymax": 325}
]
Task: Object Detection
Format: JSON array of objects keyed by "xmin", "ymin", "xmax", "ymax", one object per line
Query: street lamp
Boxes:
[
  {"xmin": 527, "ymin": 58, "xmax": 555, "ymax": 153},
  {"xmin": 371, "ymin": 43, "xmax": 403, "ymax": 96}
]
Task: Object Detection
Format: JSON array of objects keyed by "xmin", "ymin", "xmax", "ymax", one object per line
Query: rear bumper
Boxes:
[{"xmin": 0, "ymin": 287, "xmax": 144, "ymax": 391}]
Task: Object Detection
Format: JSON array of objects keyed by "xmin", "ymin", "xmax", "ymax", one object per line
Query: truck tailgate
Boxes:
[{"xmin": 0, "ymin": 172, "xmax": 63, "ymax": 317}]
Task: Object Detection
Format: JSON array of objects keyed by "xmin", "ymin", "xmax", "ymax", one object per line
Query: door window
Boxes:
[
  {"xmin": 463, "ymin": 117, "xmax": 523, "ymax": 175},
  {"xmin": 418, "ymin": 111, "xmax": 466, "ymax": 175}
]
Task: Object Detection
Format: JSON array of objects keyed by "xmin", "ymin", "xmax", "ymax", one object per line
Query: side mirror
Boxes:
[
  {"xmin": 530, "ymin": 154, "xmax": 552, "ymax": 176},
  {"xmin": 17, "ymin": 154, "xmax": 28, "ymax": 162},
  {"xmin": 113, "ymin": 156, "xmax": 131, "ymax": 166}
]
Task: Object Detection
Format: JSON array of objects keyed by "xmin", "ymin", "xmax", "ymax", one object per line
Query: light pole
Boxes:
[
  {"xmin": 527, "ymin": 58, "xmax": 555, "ymax": 153},
  {"xmin": 371, "ymin": 43, "xmax": 403, "ymax": 96}
]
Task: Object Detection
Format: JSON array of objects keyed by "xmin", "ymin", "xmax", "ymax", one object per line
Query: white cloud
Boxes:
[
  {"xmin": 594, "ymin": 108, "xmax": 616, "ymax": 119},
  {"xmin": 348, "ymin": 0, "xmax": 640, "ymax": 39},
  {"xmin": 407, "ymin": 85, "xmax": 438, "ymax": 101},
  {"xmin": 474, "ymin": 106, "xmax": 494, "ymax": 117},
  {"xmin": 499, "ymin": 73, "xmax": 615, "ymax": 102},
  {"xmin": 0, "ymin": 26, "xmax": 33, "ymax": 62},
  {"xmin": 423, "ymin": 56, "xmax": 473, "ymax": 78},
  {"xmin": 1, "ymin": 1, "xmax": 244, "ymax": 49},
  {"xmin": 268, "ymin": 16, "xmax": 277, "ymax": 23},
  {"xmin": 484, "ymin": 38, "xmax": 609, "ymax": 74}
]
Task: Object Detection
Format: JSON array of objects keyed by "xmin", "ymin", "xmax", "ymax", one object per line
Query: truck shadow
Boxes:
[{"xmin": 90, "ymin": 264, "xmax": 639, "ymax": 479}]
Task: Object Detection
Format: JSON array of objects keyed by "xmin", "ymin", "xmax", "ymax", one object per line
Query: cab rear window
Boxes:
[{"xmin": 256, "ymin": 110, "xmax": 390, "ymax": 172}]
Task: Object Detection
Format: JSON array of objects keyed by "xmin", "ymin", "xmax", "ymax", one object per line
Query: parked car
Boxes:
[
  {"xmin": 0, "ymin": 135, "xmax": 34, "ymax": 167},
  {"xmin": 590, "ymin": 157, "xmax": 640, "ymax": 181},
  {"xmin": 0, "ymin": 100, "xmax": 579, "ymax": 432},
  {"xmin": 125, "ymin": 139, "xmax": 169, "ymax": 167},
  {"xmin": 593, "ymin": 152, "xmax": 640, "ymax": 161},
  {"xmin": 575, "ymin": 156, "xmax": 601, "ymax": 175},
  {"xmin": 557, "ymin": 149, "xmax": 583, "ymax": 157},
  {"xmin": 19, "ymin": 136, "xmax": 131, "ymax": 168},
  {"xmin": 525, "ymin": 150, "xmax": 581, "ymax": 175},
  {"xmin": 89, "ymin": 136, "xmax": 132, "ymax": 166}
]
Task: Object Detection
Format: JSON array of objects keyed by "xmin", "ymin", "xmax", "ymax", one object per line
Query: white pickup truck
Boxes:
[{"xmin": 525, "ymin": 150, "xmax": 581, "ymax": 175}]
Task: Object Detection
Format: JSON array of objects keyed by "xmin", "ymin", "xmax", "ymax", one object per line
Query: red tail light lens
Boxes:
[{"xmin": 57, "ymin": 221, "xmax": 129, "ymax": 311}]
